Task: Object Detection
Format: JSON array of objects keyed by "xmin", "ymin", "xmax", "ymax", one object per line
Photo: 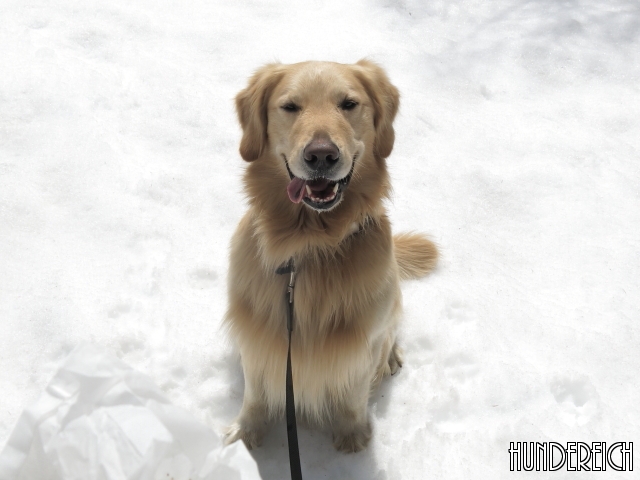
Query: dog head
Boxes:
[{"xmin": 236, "ymin": 60, "xmax": 399, "ymax": 213}]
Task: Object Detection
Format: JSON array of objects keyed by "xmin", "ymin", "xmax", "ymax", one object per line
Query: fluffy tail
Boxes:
[{"xmin": 393, "ymin": 232, "xmax": 438, "ymax": 280}]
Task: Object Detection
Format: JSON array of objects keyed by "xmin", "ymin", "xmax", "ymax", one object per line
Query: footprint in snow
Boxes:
[
  {"xmin": 443, "ymin": 353, "xmax": 479, "ymax": 383},
  {"xmin": 125, "ymin": 235, "xmax": 172, "ymax": 295},
  {"xmin": 405, "ymin": 336, "xmax": 435, "ymax": 366},
  {"xmin": 550, "ymin": 376, "xmax": 598, "ymax": 426},
  {"xmin": 108, "ymin": 302, "xmax": 133, "ymax": 319},
  {"xmin": 189, "ymin": 267, "xmax": 219, "ymax": 288},
  {"xmin": 444, "ymin": 300, "xmax": 477, "ymax": 324}
]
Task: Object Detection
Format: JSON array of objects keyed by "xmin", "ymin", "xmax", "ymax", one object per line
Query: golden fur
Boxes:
[{"xmin": 224, "ymin": 60, "xmax": 438, "ymax": 453}]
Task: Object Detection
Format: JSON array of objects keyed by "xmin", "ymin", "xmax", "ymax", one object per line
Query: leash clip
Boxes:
[
  {"xmin": 276, "ymin": 259, "xmax": 296, "ymax": 331},
  {"xmin": 287, "ymin": 268, "xmax": 295, "ymax": 304},
  {"xmin": 276, "ymin": 259, "xmax": 296, "ymax": 304}
]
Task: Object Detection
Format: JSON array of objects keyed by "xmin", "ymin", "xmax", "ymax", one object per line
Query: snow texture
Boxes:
[
  {"xmin": 1, "ymin": 0, "xmax": 639, "ymax": 478},
  {"xmin": 0, "ymin": 344, "xmax": 260, "ymax": 480}
]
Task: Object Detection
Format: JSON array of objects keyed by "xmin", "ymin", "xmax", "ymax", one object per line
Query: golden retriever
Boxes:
[{"xmin": 224, "ymin": 60, "xmax": 438, "ymax": 453}]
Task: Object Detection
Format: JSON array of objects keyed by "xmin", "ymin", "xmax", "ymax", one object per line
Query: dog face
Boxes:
[{"xmin": 235, "ymin": 60, "xmax": 399, "ymax": 212}]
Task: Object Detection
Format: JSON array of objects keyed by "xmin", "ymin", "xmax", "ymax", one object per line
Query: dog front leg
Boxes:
[
  {"xmin": 224, "ymin": 364, "xmax": 270, "ymax": 450},
  {"xmin": 331, "ymin": 376, "xmax": 372, "ymax": 453}
]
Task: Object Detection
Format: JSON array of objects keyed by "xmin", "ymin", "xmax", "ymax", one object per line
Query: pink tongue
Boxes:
[{"xmin": 287, "ymin": 177, "xmax": 307, "ymax": 203}]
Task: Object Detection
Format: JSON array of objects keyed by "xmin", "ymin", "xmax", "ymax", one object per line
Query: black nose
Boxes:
[{"xmin": 303, "ymin": 138, "xmax": 340, "ymax": 172}]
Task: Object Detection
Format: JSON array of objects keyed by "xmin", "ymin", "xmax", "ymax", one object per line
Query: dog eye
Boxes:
[
  {"xmin": 340, "ymin": 99, "xmax": 358, "ymax": 111},
  {"xmin": 281, "ymin": 102, "xmax": 301, "ymax": 112}
]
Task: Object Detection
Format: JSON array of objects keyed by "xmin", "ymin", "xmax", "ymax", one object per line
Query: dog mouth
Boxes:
[{"xmin": 283, "ymin": 157, "xmax": 354, "ymax": 211}]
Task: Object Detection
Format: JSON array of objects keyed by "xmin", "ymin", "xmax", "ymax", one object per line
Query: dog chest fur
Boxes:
[{"xmin": 225, "ymin": 211, "xmax": 401, "ymax": 421}]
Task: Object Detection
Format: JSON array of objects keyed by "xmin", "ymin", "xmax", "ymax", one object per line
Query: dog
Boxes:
[{"xmin": 223, "ymin": 60, "xmax": 437, "ymax": 453}]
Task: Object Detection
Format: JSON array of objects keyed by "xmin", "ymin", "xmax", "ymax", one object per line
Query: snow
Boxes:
[
  {"xmin": 1, "ymin": 0, "xmax": 638, "ymax": 478},
  {"xmin": 0, "ymin": 344, "xmax": 261, "ymax": 480}
]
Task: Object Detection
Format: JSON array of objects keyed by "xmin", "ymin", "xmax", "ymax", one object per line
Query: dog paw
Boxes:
[
  {"xmin": 332, "ymin": 423, "xmax": 372, "ymax": 453},
  {"xmin": 389, "ymin": 343, "xmax": 404, "ymax": 375},
  {"xmin": 224, "ymin": 422, "xmax": 264, "ymax": 450}
]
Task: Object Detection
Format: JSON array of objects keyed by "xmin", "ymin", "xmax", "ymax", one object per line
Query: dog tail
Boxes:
[{"xmin": 393, "ymin": 232, "xmax": 438, "ymax": 280}]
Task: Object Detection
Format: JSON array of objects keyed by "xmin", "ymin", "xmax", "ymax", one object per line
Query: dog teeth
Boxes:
[
  {"xmin": 305, "ymin": 182, "xmax": 339, "ymax": 204},
  {"xmin": 308, "ymin": 190, "xmax": 337, "ymax": 204}
]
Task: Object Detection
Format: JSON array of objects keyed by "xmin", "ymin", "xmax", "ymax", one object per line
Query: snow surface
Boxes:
[
  {"xmin": 1, "ymin": 0, "xmax": 638, "ymax": 478},
  {"xmin": 0, "ymin": 344, "xmax": 261, "ymax": 480}
]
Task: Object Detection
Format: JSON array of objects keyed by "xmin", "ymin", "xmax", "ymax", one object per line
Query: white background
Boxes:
[{"xmin": 1, "ymin": 0, "xmax": 638, "ymax": 478}]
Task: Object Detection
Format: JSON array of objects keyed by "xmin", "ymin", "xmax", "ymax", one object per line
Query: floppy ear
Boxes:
[
  {"xmin": 354, "ymin": 59, "xmax": 400, "ymax": 159},
  {"xmin": 235, "ymin": 64, "xmax": 285, "ymax": 161}
]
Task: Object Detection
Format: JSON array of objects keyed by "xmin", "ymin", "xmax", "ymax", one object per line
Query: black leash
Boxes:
[{"xmin": 276, "ymin": 259, "xmax": 303, "ymax": 480}]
